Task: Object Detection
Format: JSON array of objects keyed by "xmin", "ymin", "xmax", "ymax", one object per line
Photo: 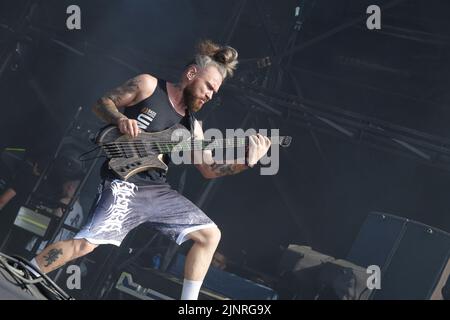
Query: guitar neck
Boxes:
[{"xmin": 167, "ymin": 136, "xmax": 291, "ymax": 153}]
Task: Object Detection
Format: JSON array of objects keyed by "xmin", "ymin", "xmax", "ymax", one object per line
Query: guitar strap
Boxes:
[{"xmin": 185, "ymin": 108, "xmax": 196, "ymax": 140}]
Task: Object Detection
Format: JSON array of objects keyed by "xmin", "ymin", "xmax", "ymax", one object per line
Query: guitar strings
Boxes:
[
  {"xmin": 102, "ymin": 143, "xmax": 248, "ymax": 158},
  {"xmin": 100, "ymin": 138, "xmax": 281, "ymax": 150},
  {"xmin": 99, "ymin": 139, "xmax": 249, "ymax": 147},
  {"xmin": 100, "ymin": 138, "xmax": 285, "ymax": 158},
  {"xmin": 98, "ymin": 136, "xmax": 285, "ymax": 146},
  {"xmin": 102, "ymin": 143, "xmax": 241, "ymax": 157},
  {"xmin": 100, "ymin": 140, "xmax": 248, "ymax": 154},
  {"xmin": 80, "ymin": 140, "xmax": 247, "ymax": 161}
]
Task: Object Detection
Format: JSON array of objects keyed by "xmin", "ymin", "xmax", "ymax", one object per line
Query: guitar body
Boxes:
[{"xmin": 96, "ymin": 124, "xmax": 187, "ymax": 180}]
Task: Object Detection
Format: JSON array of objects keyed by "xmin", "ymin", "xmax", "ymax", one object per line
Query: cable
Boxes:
[{"xmin": 0, "ymin": 253, "xmax": 73, "ymax": 300}]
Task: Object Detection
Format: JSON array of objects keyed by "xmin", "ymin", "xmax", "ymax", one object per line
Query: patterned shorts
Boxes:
[{"xmin": 74, "ymin": 179, "xmax": 216, "ymax": 246}]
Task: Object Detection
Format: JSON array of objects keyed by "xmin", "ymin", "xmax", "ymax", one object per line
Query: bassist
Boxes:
[{"xmin": 30, "ymin": 40, "xmax": 271, "ymax": 300}]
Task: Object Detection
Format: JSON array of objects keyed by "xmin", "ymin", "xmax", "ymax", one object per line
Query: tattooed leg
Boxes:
[
  {"xmin": 34, "ymin": 239, "xmax": 98, "ymax": 274},
  {"xmin": 43, "ymin": 248, "xmax": 63, "ymax": 267}
]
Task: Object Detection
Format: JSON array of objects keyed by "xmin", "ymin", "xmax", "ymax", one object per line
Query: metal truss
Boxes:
[{"xmin": 226, "ymin": 78, "xmax": 450, "ymax": 172}]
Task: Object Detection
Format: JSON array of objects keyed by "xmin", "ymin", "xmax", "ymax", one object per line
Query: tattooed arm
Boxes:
[
  {"xmin": 192, "ymin": 120, "xmax": 250, "ymax": 179},
  {"xmin": 203, "ymin": 163, "xmax": 249, "ymax": 178},
  {"xmin": 193, "ymin": 120, "xmax": 272, "ymax": 178},
  {"xmin": 92, "ymin": 74, "xmax": 157, "ymax": 137}
]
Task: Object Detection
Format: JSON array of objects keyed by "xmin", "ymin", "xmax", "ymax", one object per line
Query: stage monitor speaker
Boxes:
[
  {"xmin": 102, "ymin": 262, "xmax": 227, "ymax": 300},
  {"xmin": 347, "ymin": 212, "xmax": 450, "ymax": 300},
  {"xmin": 277, "ymin": 245, "xmax": 335, "ymax": 275},
  {"xmin": 276, "ymin": 245, "xmax": 336, "ymax": 299},
  {"xmin": 168, "ymin": 254, "xmax": 278, "ymax": 300}
]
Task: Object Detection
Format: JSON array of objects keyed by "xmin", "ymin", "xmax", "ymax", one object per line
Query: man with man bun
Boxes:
[{"xmin": 30, "ymin": 40, "xmax": 271, "ymax": 300}]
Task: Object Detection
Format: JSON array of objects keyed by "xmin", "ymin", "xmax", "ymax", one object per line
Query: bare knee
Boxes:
[
  {"xmin": 190, "ymin": 227, "xmax": 221, "ymax": 248},
  {"xmin": 73, "ymin": 239, "xmax": 97, "ymax": 257}
]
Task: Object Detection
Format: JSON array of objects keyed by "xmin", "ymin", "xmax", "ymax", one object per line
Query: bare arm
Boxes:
[
  {"xmin": 0, "ymin": 188, "xmax": 16, "ymax": 211},
  {"xmin": 52, "ymin": 197, "xmax": 70, "ymax": 218},
  {"xmin": 92, "ymin": 74, "xmax": 157, "ymax": 137}
]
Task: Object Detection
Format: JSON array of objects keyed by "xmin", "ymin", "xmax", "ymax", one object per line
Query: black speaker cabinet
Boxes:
[{"xmin": 347, "ymin": 212, "xmax": 450, "ymax": 300}]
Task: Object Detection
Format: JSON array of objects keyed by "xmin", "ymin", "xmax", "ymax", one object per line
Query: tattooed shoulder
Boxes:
[{"xmin": 106, "ymin": 77, "xmax": 142, "ymax": 107}]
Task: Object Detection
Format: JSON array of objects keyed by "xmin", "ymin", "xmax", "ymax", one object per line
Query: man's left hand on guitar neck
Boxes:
[{"xmin": 192, "ymin": 120, "xmax": 271, "ymax": 179}]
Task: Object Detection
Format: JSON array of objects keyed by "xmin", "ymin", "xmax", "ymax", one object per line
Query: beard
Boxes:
[{"xmin": 183, "ymin": 83, "xmax": 204, "ymax": 113}]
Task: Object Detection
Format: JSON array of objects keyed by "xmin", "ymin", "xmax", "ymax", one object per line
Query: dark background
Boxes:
[{"xmin": 0, "ymin": 0, "xmax": 449, "ymax": 277}]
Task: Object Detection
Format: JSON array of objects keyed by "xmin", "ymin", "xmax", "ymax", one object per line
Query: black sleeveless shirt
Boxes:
[{"xmin": 100, "ymin": 78, "xmax": 193, "ymax": 185}]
